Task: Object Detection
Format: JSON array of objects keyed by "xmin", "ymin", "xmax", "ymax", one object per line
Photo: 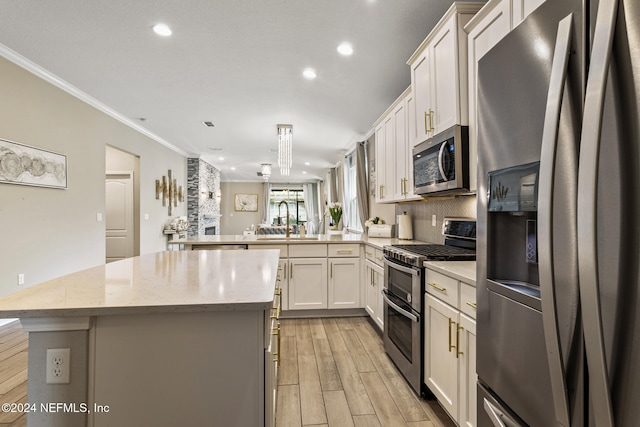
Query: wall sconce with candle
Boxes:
[{"xmin": 155, "ymin": 169, "xmax": 184, "ymax": 215}]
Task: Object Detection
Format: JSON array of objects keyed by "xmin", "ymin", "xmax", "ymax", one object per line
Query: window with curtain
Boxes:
[
  {"xmin": 267, "ymin": 188, "xmax": 307, "ymax": 226},
  {"xmin": 343, "ymin": 153, "xmax": 362, "ymax": 232}
]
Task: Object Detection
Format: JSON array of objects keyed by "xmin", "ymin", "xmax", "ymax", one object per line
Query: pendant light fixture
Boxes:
[
  {"xmin": 277, "ymin": 124, "xmax": 293, "ymax": 176},
  {"xmin": 260, "ymin": 163, "xmax": 272, "ymax": 181}
]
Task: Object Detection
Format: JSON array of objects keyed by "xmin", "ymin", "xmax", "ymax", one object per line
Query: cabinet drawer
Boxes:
[
  {"xmin": 328, "ymin": 244, "xmax": 360, "ymax": 258},
  {"xmin": 425, "ymin": 269, "xmax": 459, "ymax": 307},
  {"xmin": 248, "ymin": 244, "xmax": 288, "ymax": 258},
  {"xmin": 459, "ymin": 282, "xmax": 477, "ymax": 319},
  {"xmin": 365, "ymin": 247, "xmax": 384, "ymax": 266},
  {"xmin": 288, "ymin": 244, "xmax": 328, "ymax": 258}
]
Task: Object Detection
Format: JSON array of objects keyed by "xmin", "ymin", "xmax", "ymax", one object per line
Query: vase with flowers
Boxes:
[
  {"xmin": 365, "ymin": 216, "xmax": 386, "ymax": 235},
  {"xmin": 327, "ymin": 202, "xmax": 343, "ymax": 231}
]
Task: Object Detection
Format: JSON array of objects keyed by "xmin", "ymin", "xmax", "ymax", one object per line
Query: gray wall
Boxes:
[
  {"xmin": 220, "ymin": 182, "xmax": 265, "ymax": 234},
  {"xmin": 0, "ymin": 55, "xmax": 186, "ymax": 301}
]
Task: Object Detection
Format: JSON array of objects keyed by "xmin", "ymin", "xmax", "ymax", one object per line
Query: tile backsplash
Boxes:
[{"xmin": 394, "ymin": 195, "xmax": 477, "ymax": 243}]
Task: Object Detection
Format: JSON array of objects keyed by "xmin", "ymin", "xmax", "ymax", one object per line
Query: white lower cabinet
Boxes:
[
  {"xmin": 289, "ymin": 258, "xmax": 328, "ymax": 309},
  {"xmin": 329, "ymin": 257, "xmax": 361, "ymax": 309},
  {"xmin": 364, "ymin": 259, "xmax": 384, "ymax": 330},
  {"xmin": 424, "ymin": 269, "xmax": 477, "ymax": 427}
]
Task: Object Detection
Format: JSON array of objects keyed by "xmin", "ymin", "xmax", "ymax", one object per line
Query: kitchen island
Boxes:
[{"xmin": 0, "ymin": 250, "xmax": 281, "ymax": 427}]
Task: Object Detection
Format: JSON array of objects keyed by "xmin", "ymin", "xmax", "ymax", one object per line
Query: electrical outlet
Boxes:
[
  {"xmin": 96, "ymin": 213, "xmax": 103, "ymax": 222},
  {"xmin": 432, "ymin": 215, "xmax": 437, "ymax": 227},
  {"xmin": 17, "ymin": 274, "xmax": 24, "ymax": 285},
  {"xmin": 46, "ymin": 348, "xmax": 70, "ymax": 384}
]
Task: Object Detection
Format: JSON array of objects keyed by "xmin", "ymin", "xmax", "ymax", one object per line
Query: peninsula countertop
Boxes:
[
  {"xmin": 0, "ymin": 249, "xmax": 280, "ymax": 318},
  {"xmin": 168, "ymin": 233, "xmax": 426, "ymax": 250}
]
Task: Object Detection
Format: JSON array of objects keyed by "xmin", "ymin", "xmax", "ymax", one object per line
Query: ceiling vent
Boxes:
[{"xmin": 202, "ymin": 121, "xmax": 215, "ymax": 127}]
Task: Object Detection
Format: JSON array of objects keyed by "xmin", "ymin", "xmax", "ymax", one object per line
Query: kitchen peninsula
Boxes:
[{"xmin": 0, "ymin": 250, "xmax": 281, "ymax": 427}]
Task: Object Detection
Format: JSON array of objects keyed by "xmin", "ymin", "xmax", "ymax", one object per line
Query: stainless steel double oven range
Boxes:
[{"xmin": 382, "ymin": 218, "xmax": 476, "ymax": 395}]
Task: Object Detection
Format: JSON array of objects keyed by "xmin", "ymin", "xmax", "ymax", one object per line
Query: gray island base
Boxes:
[{"xmin": 0, "ymin": 250, "xmax": 280, "ymax": 427}]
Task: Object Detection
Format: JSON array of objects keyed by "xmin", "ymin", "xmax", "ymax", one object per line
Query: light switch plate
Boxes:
[{"xmin": 432, "ymin": 215, "xmax": 437, "ymax": 227}]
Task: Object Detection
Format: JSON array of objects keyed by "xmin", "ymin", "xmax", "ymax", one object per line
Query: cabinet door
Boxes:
[
  {"xmin": 411, "ymin": 49, "xmax": 433, "ymax": 144},
  {"xmin": 458, "ymin": 313, "xmax": 477, "ymax": 427},
  {"xmin": 431, "ymin": 16, "xmax": 458, "ymax": 133},
  {"xmin": 374, "ymin": 124, "xmax": 386, "ymax": 203},
  {"xmin": 466, "ymin": 0, "xmax": 511, "ymax": 192},
  {"xmin": 265, "ymin": 317, "xmax": 279, "ymax": 427},
  {"xmin": 277, "ymin": 259, "xmax": 289, "ymax": 311},
  {"xmin": 364, "ymin": 261, "xmax": 376, "ymax": 318},
  {"xmin": 382, "ymin": 114, "xmax": 395, "ymax": 201},
  {"xmin": 328, "ymin": 258, "xmax": 361, "ymax": 309},
  {"xmin": 512, "ymin": 0, "xmax": 547, "ymax": 28},
  {"xmin": 424, "ymin": 294, "xmax": 459, "ymax": 421},
  {"xmin": 392, "ymin": 101, "xmax": 407, "ymax": 200},
  {"xmin": 372, "ymin": 263, "xmax": 384, "ymax": 330},
  {"xmin": 289, "ymin": 258, "xmax": 328, "ymax": 310}
]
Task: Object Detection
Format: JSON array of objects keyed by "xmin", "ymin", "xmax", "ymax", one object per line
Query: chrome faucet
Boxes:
[{"xmin": 278, "ymin": 200, "xmax": 291, "ymax": 238}]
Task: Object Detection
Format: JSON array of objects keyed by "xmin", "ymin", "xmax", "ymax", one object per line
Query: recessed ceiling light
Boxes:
[
  {"xmin": 302, "ymin": 171, "xmax": 307, "ymax": 174},
  {"xmin": 152, "ymin": 23, "xmax": 172, "ymax": 37},
  {"xmin": 231, "ymin": 167, "xmax": 236, "ymax": 170},
  {"xmin": 303, "ymin": 68, "xmax": 317, "ymax": 80},
  {"xmin": 304, "ymin": 162, "xmax": 310, "ymax": 166},
  {"xmin": 337, "ymin": 42, "xmax": 353, "ymax": 56},
  {"xmin": 218, "ymin": 157, "xmax": 224, "ymax": 161}
]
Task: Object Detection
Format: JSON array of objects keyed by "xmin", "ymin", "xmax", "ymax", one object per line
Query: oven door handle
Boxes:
[
  {"xmin": 383, "ymin": 257, "xmax": 421, "ymax": 277},
  {"xmin": 382, "ymin": 289, "xmax": 419, "ymax": 323}
]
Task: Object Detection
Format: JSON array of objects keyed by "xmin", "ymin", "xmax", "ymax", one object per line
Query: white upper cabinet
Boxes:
[
  {"xmin": 407, "ymin": 2, "xmax": 484, "ymax": 146},
  {"xmin": 374, "ymin": 87, "xmax": 422, "ymax": 204}
]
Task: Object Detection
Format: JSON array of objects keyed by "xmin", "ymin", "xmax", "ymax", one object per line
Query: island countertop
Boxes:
[{"xmin": 0, "ymin": 249, "xmax": 280, "ymax": 318}]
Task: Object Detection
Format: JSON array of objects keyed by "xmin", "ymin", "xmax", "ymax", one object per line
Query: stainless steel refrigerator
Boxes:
[{"xmin": 476, "ymin": 0, "xmax": 640, "ymax": 426}]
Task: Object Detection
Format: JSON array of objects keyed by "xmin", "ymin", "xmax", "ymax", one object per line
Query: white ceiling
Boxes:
[{"xmin": 0, "ymin": 0, "xmax": 468, "ymax": 183}]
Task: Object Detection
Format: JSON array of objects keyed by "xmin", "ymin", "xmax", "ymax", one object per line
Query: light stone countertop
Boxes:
[
  {"xmin": 0, "ymin": 250, "xmax": 280, "ymax": 318},
  {"xmin": 424, "ymin": 260, "xmax": 477, "ymax": 286},
  {"xmin": 169, "ymin": 233, "xmax": 425, "ymax": 250}
]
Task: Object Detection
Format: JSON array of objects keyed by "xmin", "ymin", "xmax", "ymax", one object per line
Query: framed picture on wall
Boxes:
[
  {"xmin": 234, "ymin": 194, "xmax": 258, "ymax": 212},
  {"xmin": 0, "ymin": 137, "xmax": 67, "ymax": 189}
]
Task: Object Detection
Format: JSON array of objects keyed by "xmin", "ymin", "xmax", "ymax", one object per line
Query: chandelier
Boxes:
[
  {"xmin": 277, "ymin": 124, "xmax": 292, "ymax": 176},
  {"xmin": 260, "ymin": 163, "xmax": 272, "ymax": 181}
]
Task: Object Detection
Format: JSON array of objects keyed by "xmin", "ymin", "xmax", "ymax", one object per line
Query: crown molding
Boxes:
[{"xmin": 0, "ymin": 42, "xmax": 190, "ymax": 158}]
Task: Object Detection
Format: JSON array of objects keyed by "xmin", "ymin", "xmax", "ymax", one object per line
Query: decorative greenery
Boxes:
[
  {"xmin": 365, "ymin": 216, "xmax": 386, "ymax": 228},
  {"xmin": 328, "ymin": 202, "xmax": 343, "ymax": 226}
]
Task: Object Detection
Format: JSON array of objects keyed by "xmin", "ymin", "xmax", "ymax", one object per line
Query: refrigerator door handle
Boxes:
[
  {"xmin": 537, "ymin": 14, "xmax": 574, "ymax": 427},
  {"xmin": 577, "ymin": 0, "xmax": 619, "ymax": 426}
]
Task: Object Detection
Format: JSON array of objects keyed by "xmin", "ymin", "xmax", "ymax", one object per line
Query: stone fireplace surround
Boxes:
[{"xmin": 187, "ymin": 158, "xmax": 221, "ymax": 236}]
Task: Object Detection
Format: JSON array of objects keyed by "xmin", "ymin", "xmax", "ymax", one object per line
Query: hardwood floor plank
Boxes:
[
  {"xmin": 351, "ymin": 318, "xmax": 385, "ymax": 354},
  {"xmin": 368, "ymin": 352, "xmax": 430, "ymax": 422},
  {"xmin": 339, "ymin": 329, "xmax": 375, "ymax": 373},
  {"xmin": 297, "ymin": 354, "xmax": 327, "ymax": 425},
  {"xmin": 9, "ymin": 416, "xmax": 26, "ymax": 427},
  {"xmin": 312, "ymin": 339, "xmax": 342, "ymax": 391},
  {"xmin": 353, "ymin": 414, "xmax": 382, "ymax": 427},
  {"xmin": 335, "ymin": 317, "xmax": 355, "ymax": 330},
  {"xmin": 0, "ymin": 382, "xmax": 27, "ymax": 424},
  {"xmin": 308, "ymin": 318, "xmax": 327, "ymax": 340},
  {"xmin": 360, "ymin": 371, "xmax": 408, "ymax": 427},
  {"xmin": 0, "ymin": 370, "xmax": 27, "ymax": 396},
  {"xmin": 281, "ymin": 318, "xmax": 296, "ymax": 337},
  {"xmin": 279, "ymin": 336, "xmax": 299, "ymax": 386},
  {"xmin": 323, "ymin": 390, "xmax": 355, "ymax": 427},
  {"xmin": 417, "ymin": 399, "xmax": 456, "ymax": 427},
  {"xmin": 295, "ymin": 319, "xmax": 315, "ymax": 356},
  {"xmin": 0, "ymin": 341, "xmax": 27, "ymax": 365},
  {"xmin": 407, "ymin": 421, "xmax": 436, "ymax": 427},
  {"xmin": 322, "ymin": 318, "xmax": 349, "ymax": 353},
  {"xmin": 275, "ymin": 385, "xmax": 302, "ymax": 427},
  {"xmin": 332, "ymin": 352, "xmax": 375, "ymax": 416}
]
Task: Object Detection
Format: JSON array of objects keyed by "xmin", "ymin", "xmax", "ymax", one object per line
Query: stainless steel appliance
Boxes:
[
  {"xmin": 382, "ymin": 218, "xmax": 476, "ymax": 395},
  {"xmin": 477, "ymin": 1, "xmax": 640, "ymax": 426},
  {"xmin": 413, "ymin": 125, "xmax": 470, "ymax": 196}
]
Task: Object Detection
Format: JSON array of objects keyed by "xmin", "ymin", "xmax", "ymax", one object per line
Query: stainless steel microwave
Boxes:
[{"xmin": 413, "ymin": 125, "xmax": 470, "ymax": 196}]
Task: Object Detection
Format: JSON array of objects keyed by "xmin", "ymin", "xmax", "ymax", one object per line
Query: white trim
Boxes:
[
  {"xmin": 0, "ymin": 43, "xmax": 190, "ymax": 158},
  {"xmin": 0, "ymin": 319, "xmax": 18, "ymax": 328},
  {"xmin": 20, "ymin": 316, "xmax": 92, "ymax": 332}
]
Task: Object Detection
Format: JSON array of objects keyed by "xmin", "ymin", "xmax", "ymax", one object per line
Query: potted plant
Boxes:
[{"xmin": 327, "ymin": 202, "xmax": 343, "ymax": 231}]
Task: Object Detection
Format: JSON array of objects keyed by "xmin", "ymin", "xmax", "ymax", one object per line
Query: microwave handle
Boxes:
[{"xmin": 438, "ymin": 141, "xmax": 448, "ymax": 180}]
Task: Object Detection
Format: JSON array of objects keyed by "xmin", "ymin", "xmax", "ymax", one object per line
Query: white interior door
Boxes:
[{"xmin": 106, "ymin": 171, "xmax": 134, "ymax": 263}]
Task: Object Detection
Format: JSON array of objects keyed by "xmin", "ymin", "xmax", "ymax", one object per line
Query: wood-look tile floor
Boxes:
[
  {"xmin": 276, "ymin": 317, "xmax": 456, "ymax": 427},
  {"xmin": 0, "ymin": 317, "xmax": 455, "ymax": 427},
  {"xmin": 0, "ymin": 321, "xmax": 27, "ymax": 427}
]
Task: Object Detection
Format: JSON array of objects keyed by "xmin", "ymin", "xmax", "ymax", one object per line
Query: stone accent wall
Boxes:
[{"xmin": 187, "ymin": 158, "xmax": 221, "ymax": 236}]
